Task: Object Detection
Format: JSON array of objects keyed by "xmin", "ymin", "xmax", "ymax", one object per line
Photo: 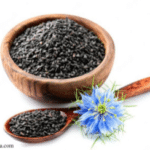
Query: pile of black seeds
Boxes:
[
  {"xmin": 9, "ymin": 110, "xmax": 67, "ymax": 137},
  {"xmin": 10, "ymin": 18, "xmax": 105, "ymax": 79}
]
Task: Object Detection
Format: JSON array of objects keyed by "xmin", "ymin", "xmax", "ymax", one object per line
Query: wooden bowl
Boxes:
[{"xmin": 1, "ymin": 14, "xmax": 115, "ymax": 103}]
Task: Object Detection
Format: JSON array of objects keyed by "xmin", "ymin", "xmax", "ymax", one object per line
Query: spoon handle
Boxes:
[
  {"xmin": 116, "ymin": 77, "xmax": 150, "ymax": 100},
  {"xmin": 72, "ymin": 77, "xmax": 150, "ymax": 111}
]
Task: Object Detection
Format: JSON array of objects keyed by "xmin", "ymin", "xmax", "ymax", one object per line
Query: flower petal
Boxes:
[
  {"xmin": 76, "ymin": 103, "xmax": 86, "ymax": 109},
  {"xmin": 91, "ymin": 87, "xmax": 100, "ymax": 105},
  {"xmin": 86, "ymin": 116, "xmax": 95, "ymax": 128},
  {"xmin": 79, "ymin": 110, "xmax": 94, "ymax": 122},
  {"xmin": 108, "ymin": 104, "xmax": 124, "ymax": 117},
  {"xmin": 98, "ymin": 92, "xmax": 106, "ymax": 104},
  {"xmin": 81, "ymin": 94, "xmax": 95, "ymax": 109},
  {"xmin": 88, "ymin": 116, "xmax": 100, "ymax": 134},
  {"xmin": 98, "ymin": 117, "xmax": 108, "ymax": 134},
  {"xmin": 105, "ymin": 89, "xmax": 115, "ymax": 102},
  {"xmin": 104, "ymin": 115, "xmax": 114, "ymax": 132},
  {"xmin": 112, "ymin": 116, "xmax": 123, "ymax": 127},
  {"xmin": 80, "ymin": 115, "xmax": 94, "ymax": 126},
  {"xmin": 107, "ymin": 101, "xmax": 123, "ymax": 108},
  {"xmin": 74, "ymin": 109, "xmax": 88, "ymax": 115}
]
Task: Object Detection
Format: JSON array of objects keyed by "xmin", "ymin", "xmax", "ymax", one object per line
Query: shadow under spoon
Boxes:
[{"xmin": 4, "ymin": 77, "xmax": 150, "ymax": 143}]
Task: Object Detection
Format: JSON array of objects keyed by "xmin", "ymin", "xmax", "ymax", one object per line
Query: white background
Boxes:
[{"xmin": 0, "ymin": 0, "xmax": 150, "ymax": 150}]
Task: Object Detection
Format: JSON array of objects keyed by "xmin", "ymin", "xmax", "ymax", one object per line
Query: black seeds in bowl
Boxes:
[
  {"xmin": 10, "ymin": 18, "xmax": 105, "ymax": 79},
  {"xmin": 9, "ymin": 110, "xmax": 67, "ymax": 137}
]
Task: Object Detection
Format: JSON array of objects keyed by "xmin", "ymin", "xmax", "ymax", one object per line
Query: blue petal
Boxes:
[
  {"xmin": 74, "ymin": 109, "xmax": 88, "ymax": 115},
  {"xmin": 79, "ymin": 110, "xmax": 94, "ymax": 122},
  {"xmin": 107, "ymin": 101, "xmax": 123, "ymax": 107},
  {"xmin": 104, "ymin": 115, "xmax": 114, "ymax": 132},
  {"xmin": 81, "ymin": 94, "xmax": 95, "ymax": 109},
  {"xmin": 112, "ymin": 116, "xmax": 123, "ymax": 127},
  {"xmin": 88, "ymin": 116, "xmax": 100, "ymax": 134},
  {"xmin": 99, "ymin": 93, "xmax": 106, "ymax": 104},
  {"xmin": 74, "ymin": 103, "xmax": 88, "ymax": 115},
  {"xmin": 98, "ymin": 117, "xmax": 108, "ymax": 134},
  {"xmin": 105, "ymin": 89, "xmax": 115, "ymax": 101},
  {"xmin": 80, "ymin": 115, "xmax": 94, "ymax": 126},
  {"xmin": 86, "ymin": 116, "xmax": 95, "ymax": 128},
  {"xmin": 108, "ymin": 104, "xmax": 124, "ymax": 117},
  {"xmin": 91, "ymin": 87, "xmax": 100, "ymax": 105},
  {"xmin": 76, "ymin": 103, "xmax": 86, "ymax": 110},
  {"xmin": 108, "ymin": 115, "xmax": 121, "ymax": 129},
  {"xmin": 107, "ymin": 101, "xmax": 124, "ymax": 111},
  {"xmin": 109, "ymin": 109, "xmax": 124, "ymax": 118},
  {"xmin": 105, "ymin": 114, "xmax": 123, "ymax": 132}
]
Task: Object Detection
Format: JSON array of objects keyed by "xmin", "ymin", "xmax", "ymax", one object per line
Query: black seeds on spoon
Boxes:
[
  {"xmin": 10, "ymin": 18, "xmax": 105, "ymax": 79},
  {"xmin": 9, "ymin": 110, "xmax": 67, "ymax": 137}
]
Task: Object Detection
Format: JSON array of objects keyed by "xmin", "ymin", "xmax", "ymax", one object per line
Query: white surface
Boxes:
[{"xmin": 0, "ymin": 0, "xmax": 150, "ymax": 150}]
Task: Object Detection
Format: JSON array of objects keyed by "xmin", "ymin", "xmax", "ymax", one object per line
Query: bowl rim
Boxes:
[{"xmin": 1, "ymin": 14, "xmax": 115, "ymax": 84}]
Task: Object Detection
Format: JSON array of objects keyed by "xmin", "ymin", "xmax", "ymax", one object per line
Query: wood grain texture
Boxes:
[
  {"xmin": 1, "ymin": 14, "xmax": 115, "ymax": 103},
  {"xmin": 116, "ymin": 77, "xmax": 150, "ymax": 100}
]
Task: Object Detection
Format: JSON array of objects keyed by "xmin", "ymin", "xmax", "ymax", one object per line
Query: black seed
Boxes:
[
  {"xmin": 9, "ymin": 110, "xmax": 67, "ymax": 137},
  {"xmin": 10, "ymin": 18, "xmax": 105, "ymax": 79}
]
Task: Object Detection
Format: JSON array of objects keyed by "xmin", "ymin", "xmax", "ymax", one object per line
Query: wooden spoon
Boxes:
[{"xmin": 4, "ymin": 77, "xmax": 150, "ymax": 143}]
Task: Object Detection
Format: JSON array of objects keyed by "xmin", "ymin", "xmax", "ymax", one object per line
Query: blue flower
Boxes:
[{"xmin": 74, "ymin": 86, "xmax": 124, "ymax": 136}]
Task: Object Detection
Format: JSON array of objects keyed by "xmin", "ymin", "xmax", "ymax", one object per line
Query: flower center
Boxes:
[{"xmin": 97, "ymin": 103, "xmax": 107, "ymax": 114}]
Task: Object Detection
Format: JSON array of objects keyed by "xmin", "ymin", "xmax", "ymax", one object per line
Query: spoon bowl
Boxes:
[{"xmin": 4, "ymin": 107, "xmax": 78, "ymax": 143}]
